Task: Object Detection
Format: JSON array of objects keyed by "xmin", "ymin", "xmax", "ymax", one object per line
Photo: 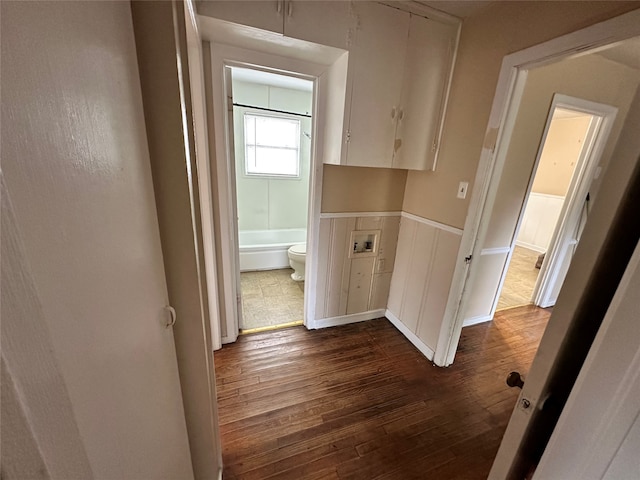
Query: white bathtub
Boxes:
[{"xmin": 238, "ymin": 228, "xmax": 306, "ymax": 272}]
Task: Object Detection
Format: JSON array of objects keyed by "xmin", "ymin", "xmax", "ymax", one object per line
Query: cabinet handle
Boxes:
[
  {"xmin": 391, "ymin": 107, "xmax": 397, "ymax": 120},
  {"xmin": 398, "ymin": 109, "xmax": 404, "ymax": 121},
  {"xmin": 277, "ymin": 0, "xmax": 283, "ymax": 14},
  {"xmin": 287, "ymin": 1, "xmax": 293, "ymax": 17}
]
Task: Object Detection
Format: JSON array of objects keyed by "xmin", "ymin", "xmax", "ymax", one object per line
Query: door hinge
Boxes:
[
  {"xmin": 345, "ymin": 130, "xmax": 351, "ymax": 143},
  {"xmin": 464, "ymin": 255, "xmax": 473, "ymax": 264}
]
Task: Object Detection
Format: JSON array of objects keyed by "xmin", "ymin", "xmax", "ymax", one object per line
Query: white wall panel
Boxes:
[
  {"xmin": 402, "ymin": 224, "xmax": 437, "ymax": 333},
  {"xmin": 388, "ymin": 217, "xmax": 417, "ymax": 316},
  {"xmin": 347, "ymin": 257, "xmax": 375, "ymax": 314},
  {"xmin": 516, "ymin": 192, "xmax": 564, "ymax": 252},
  {"xmin": 370, "ymin": 273, "xmax": 393, "ymax": 310},
  {"xmin": 416, "ymin": 230, "xmax": 461, "ymax": 348},
  {"xmin": 388, "ymin": 215, "xmax": 462, "ymax": 352},
  {"xmin": 315, "ymin": 214, "xmax": 401, "ymax": 322}
]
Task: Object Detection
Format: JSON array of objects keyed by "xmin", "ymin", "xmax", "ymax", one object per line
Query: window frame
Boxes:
[{"xmin": 243, "ymin": 111, "xmax": 302, "ymax": 179}]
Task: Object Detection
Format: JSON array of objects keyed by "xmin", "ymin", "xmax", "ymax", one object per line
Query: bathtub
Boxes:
[{"xmin": 238, "ymin": 228, "xmax": 306, "ymax": 272}]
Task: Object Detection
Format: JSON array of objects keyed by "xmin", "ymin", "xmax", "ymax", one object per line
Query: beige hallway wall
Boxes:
[
  {"xmin": 484, "ymin": 54, "xmax": 640, "ymax": 250},
  {"xmin": 402, "ymin": 1, "xmax": 640, "ymax": 229}
]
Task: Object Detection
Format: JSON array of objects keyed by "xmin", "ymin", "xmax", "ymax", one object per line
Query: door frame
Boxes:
[
  {"xmin": 532, "ymin": 95, "xmax": 617, "ymax": 308},
  {"xmin": 225, "ymin": 64, "xmax": 315, "ymax": 332},
  {"xmin": 433, "ymin": 8, "xmax": 640, "ymax": 368},
  {"xmin": 207, "ymin": 43, "xmax": 332, "ymax": 343}
]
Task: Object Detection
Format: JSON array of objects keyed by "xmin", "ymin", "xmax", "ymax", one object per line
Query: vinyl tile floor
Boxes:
[
  {"xmin": 497, "ymin": 246, "xmax": 541, "ymax": 310},
  {"xmin": 240, "ymin": 268, "xmax": 305, "ymax": 330}
]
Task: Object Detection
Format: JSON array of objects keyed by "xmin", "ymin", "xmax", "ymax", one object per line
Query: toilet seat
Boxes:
[{"xmin": 289, "ymin": 243, "xmax": 306, "ymax": 255}]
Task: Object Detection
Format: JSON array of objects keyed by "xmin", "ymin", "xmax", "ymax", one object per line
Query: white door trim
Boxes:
[
  {"xmin": 207, "ymin": 42, "xmax": 331, "ymax": 342},
  {"xmin": 434, "ymin": 8, "xmax": 640, "ymax": 368},
  {"xmin": 532, "ymin": 95, "xmax": 617, "ymax": 308}
]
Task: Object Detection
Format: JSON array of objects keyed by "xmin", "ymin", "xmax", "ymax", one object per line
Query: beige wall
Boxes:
[
  {"xmin": 484, "ymin": 54, "xmax": 640, "ymax": 250},
  {"xmin": 401, "ymin": 1, "xmax": 640, "ymax": 229},
  {"xmin": 321, "ymin": 165, "xmax": 407, "ymax": 213},
  {"xmin": 532, "ymin": 115, "xmax": 592, "ymax": 197}
]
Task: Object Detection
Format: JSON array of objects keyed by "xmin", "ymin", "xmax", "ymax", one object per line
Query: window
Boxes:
[{"xmin": 244, "ymin": 113, "xmax": 300, "ymax": 177}]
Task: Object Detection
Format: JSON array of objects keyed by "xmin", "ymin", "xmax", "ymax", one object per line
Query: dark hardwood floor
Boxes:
[{"xmin": 214, "ymin": 305, "xmax": 550, "ymax": 479}]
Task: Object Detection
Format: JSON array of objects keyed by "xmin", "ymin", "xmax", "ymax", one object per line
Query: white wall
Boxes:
[
  {"xmin": 387, "ymin": 214, "xmax": 462, "ymax": 358},
  {"xmin": 232, "ymin": 80, "xmax": 312, "ymax": 231},
  {"xmin": 516, "ymin": 193, "xmax": 564, "ymax": 253},
  {"xmin": 314, "ymin": 214, "xmax": 400, "ymax": 325}
]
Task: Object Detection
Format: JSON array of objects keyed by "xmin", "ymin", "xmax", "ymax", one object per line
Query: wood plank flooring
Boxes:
[{"xmin": 214, "ymin": 305, "xmax": 550, "ymax": 479}]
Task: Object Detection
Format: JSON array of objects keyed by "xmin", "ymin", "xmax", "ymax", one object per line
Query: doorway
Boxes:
[
  {"xmin": 229, "ymin": 67, "xmax": 313, "ymax": 333},
  {"xmin": 497, "ymin": 104, "xmax": 604, "ymax": 311}
]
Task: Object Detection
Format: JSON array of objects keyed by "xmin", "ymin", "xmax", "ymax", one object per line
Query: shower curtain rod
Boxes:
[{"xmin": 232, "ymin": 103, "xmax": 312, "ymax": 118}]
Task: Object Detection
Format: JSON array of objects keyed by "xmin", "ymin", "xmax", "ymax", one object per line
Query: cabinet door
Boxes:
[
  {"xmin": 283, "ymin": 1, "xmax": 353, "ymax": 50},
  {"xmin": 197, "ymin": 1, "xmax": 284, "ymax": 34},
  {"xmin": 346, "ymin": 2, "xmax": 409, "ymax": 168},
  {"xmin": 393, "ymin": 16, "xmax": 457, "ymax": 170}
]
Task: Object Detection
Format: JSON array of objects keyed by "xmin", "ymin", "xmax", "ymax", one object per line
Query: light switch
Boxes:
[{"xmin": 457, "ymin": 181, "xmax": 469, "ymax": 199}]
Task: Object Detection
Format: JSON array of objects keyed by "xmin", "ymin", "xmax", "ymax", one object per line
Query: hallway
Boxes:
[{"xmin": 214, "ymin": 306, "xmax": 550, "ymax": 479}]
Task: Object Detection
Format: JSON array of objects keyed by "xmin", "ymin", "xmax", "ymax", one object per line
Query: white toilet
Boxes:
[{"xmin": 287, "ymin": 243, "xmax": 306, "ymax": 281}]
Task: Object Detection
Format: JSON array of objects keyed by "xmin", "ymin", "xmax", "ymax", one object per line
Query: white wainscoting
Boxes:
[
  {"xmin": 387, "ymin": 213, "xmax": 462, "ymax": 354},
  {"xmin": 313, "ymin": 213, "xmax": 401, "ymax": 327},
  {"xmin": 516, "ymin": 192, "xmax": 565, "ymax": 253}
]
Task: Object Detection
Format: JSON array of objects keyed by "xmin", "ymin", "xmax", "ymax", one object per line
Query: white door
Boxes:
[
  {"xmin": 2, "ymin": 2, "xmax": 193, "ymax": 478},
  {"xmin": 225, "ymin": 66, "xmax": 244, "ymax": 332},
  {"xmin": 534, "ymin": 238, "xmax": 640, "ymax": 479}
]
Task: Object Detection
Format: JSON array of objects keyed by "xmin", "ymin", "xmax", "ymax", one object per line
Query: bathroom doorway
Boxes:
[
  {"xmin": 497, "ymin": 97, "xmax": 616, "ymax": 311},
  {"xmin": 230, "ymin": 67, "xmax": 313, "ymax": 333}
]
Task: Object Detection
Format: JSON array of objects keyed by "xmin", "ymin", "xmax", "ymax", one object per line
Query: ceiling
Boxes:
[
  {"xmin": 231, "ymin": 67, "xmax": 313, "ymax": 91},
  {"xmin": 553, "ymin": 108, "xmax": 592, "ymax": 120},
  {"xmin": 596, "ymin": 36, "xmax": 640, "ymax": 71},
  {"xmin": 419, "ymin": 1, "xmax": 492, "ymax": 19}
]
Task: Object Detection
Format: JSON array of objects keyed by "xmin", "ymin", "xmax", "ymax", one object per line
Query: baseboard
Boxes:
[
  {"xmin": 384, "ymin": 309, "xmax": 435, "ymax": 361},
  {"xmin": 462, "ymin": 314, "xmax": 493, "ymax": 327},
  {"xmin": 312, "ymin": 309, "xmax": 386, "ymax": 329},
  {"xmin": 515, "ymin": 240, "xmax": 546, "ymax": 254}
]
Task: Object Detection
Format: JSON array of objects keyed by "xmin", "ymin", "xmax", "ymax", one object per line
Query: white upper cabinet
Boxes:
[
  {"xmin": 343, "ymin": 3, "xmax": 459, "ymax": 170},
  {"xmin": 392, "ymin": 15, "xmax": 458, "ymax": 170},
  {"xmin": 284, "ymin": 1, "xmax": 353, "ymax": 50},
  {"xmin": 197, "ymin": 1, "xmax": 285, "ymax": 34},
  {"xmin": 197, "ymin": 1, "xmax": 460, "ymax": 171},
  {"xmin": 344, "ymin": 2, "xmax": 409, "ymax": 168},
  {"xmin": 197, "ymin": 1, "xmax": 352, "ymax": 49}
]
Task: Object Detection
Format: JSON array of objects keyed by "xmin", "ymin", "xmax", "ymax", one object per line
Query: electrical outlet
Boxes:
[
  {"xmin": 457, "ymin": 181, "xmax": 469, "ymax": 199},
  {"xmin": 377, "ymin": 258, "xmax": 386, "ymax": 273}
]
